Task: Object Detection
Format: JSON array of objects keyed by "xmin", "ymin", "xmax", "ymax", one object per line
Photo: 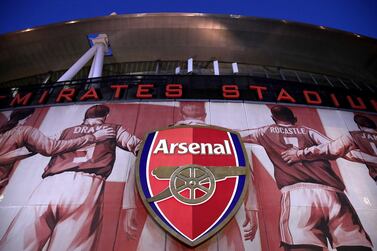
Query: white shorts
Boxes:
[
  {"xmin": 0, "ymin": 171, "xmax": 105, "ymax": 251},
  {"xmin": 279, "ymin": 182, "xmax": 372, "ymax": 248}
]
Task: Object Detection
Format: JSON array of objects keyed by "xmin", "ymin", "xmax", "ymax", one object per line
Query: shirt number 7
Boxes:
[{"xmin": 283, "ymin": 137, "xmax": 299, "ymax": 148}]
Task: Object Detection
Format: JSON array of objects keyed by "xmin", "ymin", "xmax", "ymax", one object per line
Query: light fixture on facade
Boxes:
[
  {"xmin": 65, "ymin": 20, "xmax": 78, "ymax": 24},
  {"xmin": 230, "ymin": 14, "xmax": 241, "ymax": 19},
  {"xmin": 21, "ymin": 28, "xmax": 33, "ymax": 32}
]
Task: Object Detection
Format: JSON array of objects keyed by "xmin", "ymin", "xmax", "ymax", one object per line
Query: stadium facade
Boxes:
[{"xmin": 0, "ymin": 13, "xmax": 376, "ymax": 251}]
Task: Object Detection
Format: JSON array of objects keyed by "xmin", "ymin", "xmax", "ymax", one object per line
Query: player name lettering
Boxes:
[
  {"xmin": 73, "ymin": 125, "xmax": 108, "ymax": 134},
  {"xmin": 153, "ymin": 139, "xmax": 232, "ymax": 155},
  {"xmin": 269, "ymin": 127, "xmax": 306, "ymax": 135},
  {"xmin": 361, "ymin": 133, "xmax": 377, "ymax": 141}
]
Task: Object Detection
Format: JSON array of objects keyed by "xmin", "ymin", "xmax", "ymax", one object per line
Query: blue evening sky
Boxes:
[{"xmin": 0, "ymin": 0, "xmax": 376, "ymax": 38}]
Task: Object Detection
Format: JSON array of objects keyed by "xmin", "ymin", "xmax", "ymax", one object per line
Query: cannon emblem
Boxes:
[{"xmin": 148, "ymin": 164, "xmax": 246, "ymax": 205}]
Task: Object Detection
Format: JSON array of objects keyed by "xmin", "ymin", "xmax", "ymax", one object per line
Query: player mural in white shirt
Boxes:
[
  {"xmin": 0, "ymin": 108, "xmax": 114, "ymax": 195},
  {"xmin": 282, "ymin": 114, "xmax": 377, "ymax": 185},
  {"xmin": 0, "ymin": 105, "xmax": 140, "ymax": 251},
  {"xmin": 123, "ymin": 102, "xmax": 259, "ymax": 251},
  {"xmin": 240, "ymin": 106, "xmax": 373, "ymax": 251}
]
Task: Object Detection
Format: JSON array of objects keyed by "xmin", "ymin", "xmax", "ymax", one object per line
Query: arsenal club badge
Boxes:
[{"xmin": 136, "ymin": 125, "xmax": 250, "ymax": 246}]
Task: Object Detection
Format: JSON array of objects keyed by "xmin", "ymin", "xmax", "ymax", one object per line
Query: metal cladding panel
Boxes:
[{"xmin": 0, "ymin": 13, "xmax": 377, "ymax": 83}]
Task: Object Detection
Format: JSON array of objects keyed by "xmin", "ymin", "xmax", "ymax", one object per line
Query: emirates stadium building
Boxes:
[{"xmin": 0, "ymin": 13, "xmax": 376, "ymax": 251}]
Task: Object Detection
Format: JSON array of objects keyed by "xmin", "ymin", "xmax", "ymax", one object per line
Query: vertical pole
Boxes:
[
  {"xmin": 213, "ymin": 60, "xmax": 219, "ymax": 75},
  {"xmin": 155, "ymin": 60, "xmax": 160, "ymax": 74},
  {"xmin": 42, "ymin": 71, "xmax": 53, "ymax": 84},
  {"xmin": 232, "ymin": 63, "xmax": 239, "ymax": 74},
  {"xmin": 92, "ymin": 43, "xmax": 105, "ymax": 78},
  {"xmin": 57, "ymin": 45, "xmax": 98, "ymax": 82},
  {"xmin": 88, "ymin": 47, "xmax": 98, "ymax": 78},
  {"xmin": 187, "ymin": 58, "xmax": 193, "ymax": 73},
  {"xmin": 175, "ymin": 66, "xmax": 181, "ymax": 74}
]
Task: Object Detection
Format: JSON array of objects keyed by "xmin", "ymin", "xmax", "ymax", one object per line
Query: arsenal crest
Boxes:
[{"xmin": 136, "ymin": 126, "xmax": 250, "ymax": 246}]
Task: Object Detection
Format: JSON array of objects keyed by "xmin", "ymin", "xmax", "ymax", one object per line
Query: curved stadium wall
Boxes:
[{"xmin": 0, "ymin": 13, "xmax": 376, "ymax": 251}]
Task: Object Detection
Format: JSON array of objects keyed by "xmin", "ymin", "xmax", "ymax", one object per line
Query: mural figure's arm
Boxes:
[
  {"xmin": 23, "ymin": 126, "xmax": 115, "ymax": 156},
  {"xmin": 116, "ymin": 127, "xmax": 141, "ymax": 239},
  {"xmin": 243, "ymin": 170, "xmax": 259, "ymax": 241},
  {"xmin": 0, "ymin": 147, "xmax": 35, "ymax": 165},
  {"xmin": 239, "ymin": 127, "xmax": 267, "ymax": 145},
  {"xmin": 283, "ymin": 130, "xmax": 377, "ymax": 169},
  {"xmin": 123, "ymin": 163, "xmax": 139, "ymax": 240},
  {"xmin": 344, "ymin": 149, "xmax": 377, "ymax": 164},
  {"xmin": 116, "ymin": 126, "xmax": 141, "ymax": 155},
  {"xmin": 307, "ymin": 127, "xmax": 331, "ymax": 145},
  {"xmin": 237, "ymin": 127, "xmax": 264, "ymax": 241},
  {"xmin": 282, "ymin": 133, "xmax": 355, "ymax": 163}
]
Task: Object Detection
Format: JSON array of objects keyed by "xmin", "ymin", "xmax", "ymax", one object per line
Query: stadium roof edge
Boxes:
[
  {"xmin": 1, "ymin": 13, "xmax": 376, "ymax": 41},
  {"xmin": 0, "ymin": 13, "xmax": 376, "ymax": 84}
]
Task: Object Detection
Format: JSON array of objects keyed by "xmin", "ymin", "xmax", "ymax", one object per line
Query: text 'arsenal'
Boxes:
[{"xmin": 153, "ymin": 139, "xmax": 232, "ymax": 155}]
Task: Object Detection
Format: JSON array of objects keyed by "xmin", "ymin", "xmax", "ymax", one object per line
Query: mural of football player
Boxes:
[
  {"xmin": 0, "ymin": 105, "xmax": 140, "ymax": 251},
  {"xmin": 124, "ymin": 102, "xmax": 259, "ymax": 251},
  {"xmin": 281, "ymin": 114, "xmax": 377, "ymax": 185},
  {"xmin": 0, "ymin": 108, "xmax": 114, "ymax": 194},
  {"xmin": 240, "ymin": 105, "xmax": 373, "ymax": 251}
]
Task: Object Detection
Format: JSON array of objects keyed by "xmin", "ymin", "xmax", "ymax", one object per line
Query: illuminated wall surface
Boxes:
[{"xmin": 0, "ymin": 101, "xmax": 376, "ymax": 251}]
